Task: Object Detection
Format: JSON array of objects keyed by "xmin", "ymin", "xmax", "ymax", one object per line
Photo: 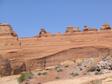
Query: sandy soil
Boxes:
[
  {"xmin": 1, "ymin": 72, "xmax": 112, "ymax": 84},
  {"xmin": 44, "ymin": 72, "xmax": 112, "ymax": 84},
  {"xmin": 0, "ymin": 75, "xmax": 19, "ymax": 84}
]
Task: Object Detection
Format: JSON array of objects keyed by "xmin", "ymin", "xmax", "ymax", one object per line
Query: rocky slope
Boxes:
[
  {"xmin": 0, "ymin": 46, "xmax": 111, "ymax": 77},
  {"xmin": 20, "ymin": 55, "xmax": 112, "ymax": 84}
]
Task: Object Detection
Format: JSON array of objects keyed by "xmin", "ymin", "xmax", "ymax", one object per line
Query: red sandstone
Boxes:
[{"xmin": 0, "ymin": 23, "xmax": 112, "ymax": 75}]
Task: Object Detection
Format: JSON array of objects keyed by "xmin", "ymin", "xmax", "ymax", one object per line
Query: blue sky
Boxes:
[{"xmin": 0, "ymin": 0, "xmax": 112, "ymax": 37}]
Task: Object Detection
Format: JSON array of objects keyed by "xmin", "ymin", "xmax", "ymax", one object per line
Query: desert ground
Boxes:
[
  {"xmin": 1, "ymin": 72, "xmax": 112, "ymax": 84},
  {"xmin": 44, "ymin": 72, "xmax": 112, "ymax": 84},
  {"xmin": 0, "ymin": 75, "xmax": 19, "ymax": 84}
]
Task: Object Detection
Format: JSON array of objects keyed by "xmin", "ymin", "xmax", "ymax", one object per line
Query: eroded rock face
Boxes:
[
  {"xmin": 11, "ymin": 31, "xmax": 18, "ymax": 37},
  {"xmin": 100, "ymin": 24, "xmax": 111, "ymax": 30},
  {"xmin": 0, "ymin": 57, "xmax": 12, "ymax": 76},
  {"xmin": 0, "ymin": 55, "xmax": 27, "ymax": 76},
  {"xmin": 1, "ymin": 23, "xmax": 112, "ymax": 77},
  {"xmin": 65, "ymin": 26, "xmax": 80, "ymax": 34},
  {"xmin": 12, "ymin": 62, "xmax": 26, "ymax": 75},
  {"xmin": 0, "ymin": 46, "xmax": 109, "ymax": 76},
  {"xmin": 38, "ymin": 28, "xmax": 51, "ymax": 37},
  {"xmin": 0, "ymin": 23, "xmax": 18, "ymax": 37},
  {"xmin": 83, "ymin": 26, "xmax": 97, "ymax": 31},
  {"xmin": 25, "ymin": 46, "xmax": 112, "ymax": 71}
]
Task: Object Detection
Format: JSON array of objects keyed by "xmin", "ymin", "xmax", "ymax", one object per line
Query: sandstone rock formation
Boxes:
[
  {"xmin": 38, "ymin": 28, "xmax": 51, "ymax": 37},
  {"xmin": 65, "ymin": 26, "xmax": 80, "ymax": 34},
  {"xmin": 12, "ymin": 62, "xmax": 26, "ymax": 75},
  {"xmin": 83, "ymin": 26, "xmax": 97, "ymax": 31},
  {"xmin": 0, "ymin": 23, "xmax": 112, "ymax": 76},
  {"xmin": 100, "ymin": 23, "xmax": 111, "ymax": 30},
  {"xmin": 0, "ymin": 56, "xmax": 12, "ymax": 76},
  {"xmin": 0, "ymin": 23, "xmax": 17, "ymax": 37}
]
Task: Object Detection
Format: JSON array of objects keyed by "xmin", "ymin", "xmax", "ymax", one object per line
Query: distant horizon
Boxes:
[{"xmin": 0, "ymin": 0, "xmax": 112, "ymax": 37}]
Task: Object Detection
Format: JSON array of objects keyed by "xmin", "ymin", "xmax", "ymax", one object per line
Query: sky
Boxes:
[{"xmin": 0, "ymin": 0, "xmax": 112, "ymax": 37}]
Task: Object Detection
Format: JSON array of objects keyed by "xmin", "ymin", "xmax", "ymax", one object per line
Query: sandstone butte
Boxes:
[{"xmin": 0, "ymin": 23, "xmax": 112, "ymax": 76}]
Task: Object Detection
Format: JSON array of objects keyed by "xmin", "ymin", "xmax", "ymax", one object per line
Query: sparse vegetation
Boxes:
[
  {"xmin": 37, "ymin": 71, "xmax": 48, "ymax": 76},
  {"xmin": 45, "ymin": 68, "xmax": 51, "ymax": 71},
  {"xmin": 42, "ymin": 71, "xmax": 47, "ymax": 75},
  {"xmin": 55, "ymin": 65, "xmax": 63, "ymax": 72},
  {"xmin": 37, "ymin": 72, "xmax": 42, "ymax": 76},
  {"xmin": 70, "ymin": 72, "xmax": 79, "ymax": 77},
  {"xmin": 17, "ymin": 72, "xmax": 33, "ymax": 83},
  {"xmin": 55, "ymin": 76, "xmax": 60, "ymax": 79},
  {"xmin": 16, "ymin": 56, "xmax": 112, "ymax": 84}
]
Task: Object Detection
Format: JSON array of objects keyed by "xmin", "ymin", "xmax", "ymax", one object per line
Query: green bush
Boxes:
[{"xmin": 17, "ymin": 72, "xmax": 33, "ymax": 83}]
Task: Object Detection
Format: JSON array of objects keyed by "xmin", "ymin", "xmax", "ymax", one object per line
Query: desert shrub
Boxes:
[
  {"xmin": 56, "ymin": 68, "xmax": 63, "ymax": 72},
  {"xmin": 45, "ymin": 68, "xmax": 51, "ymax": 71},
  {"xmin": 70, "ymin": 72, "xmax": 79, "ymax": 77},
  {"xmin": 55, "ymin": 76, "xmax": 60, "ymax": 79},
  {"xmin": 37, "ymin": 72, "xmax": 42, "ymax": 76},
  {"xmin": 55, "ymin": 65, "xmax": 63, "ymax": 72},
  {"xmin": 42, "ymin": 72, "xmax": 47, "ymax": 75},
  {"xmin": 17, "ymin": 72, "xmax": 33, "ymax": 83},
  {"xmin": 37, "ymin": 71, "xmax": 48, "ymax": 76}
]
